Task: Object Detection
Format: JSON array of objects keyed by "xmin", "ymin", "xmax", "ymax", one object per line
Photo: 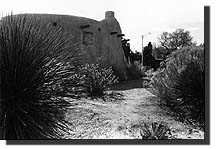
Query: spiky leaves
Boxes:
[
  {"xmin": 0, "ymin": 14, "xmax": 81, "ymax": 139},
  {"xmin": 140, "ymin": 122, "xmax": 172, "ymax": 140}
]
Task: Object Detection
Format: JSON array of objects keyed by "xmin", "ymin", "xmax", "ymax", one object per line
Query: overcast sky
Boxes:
[{"xmin": 0, "ymin": 0, "xmax": 209, "ymax": 51}]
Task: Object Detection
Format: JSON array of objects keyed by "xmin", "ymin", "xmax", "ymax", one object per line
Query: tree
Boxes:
[{"xmin": 158, "ymin": 29, "xmax": 193, "ymax": 53}]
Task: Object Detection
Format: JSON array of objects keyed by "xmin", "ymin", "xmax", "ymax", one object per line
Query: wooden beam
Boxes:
[
  {"xmin": 110, "ymin": 32, "xmax": 118, "ymax": 35},
  {"xmin": 80, "ymin": 25, "xmax": 90, "ymax": 29},
  {"xmin": 117, "ymin": 34, "xmax": 125, "ymax": 37}
]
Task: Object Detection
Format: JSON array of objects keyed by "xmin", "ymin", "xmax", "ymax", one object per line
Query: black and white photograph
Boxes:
[{"xmin": 0, "ymin": 0, "xmax": 212, "ymax": 145}]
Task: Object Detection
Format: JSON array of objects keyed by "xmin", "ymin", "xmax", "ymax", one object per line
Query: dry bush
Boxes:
[
  {"xmin": 78, "ymin": 63, "xmax": 118, "ymax": 97},
  {"xmin": 149, "ymin": 47, "xmax": 204, "ymax": 126},
  {"xmin": 126, "ymin": 61, "xmax": 145, "ymax": 80}
]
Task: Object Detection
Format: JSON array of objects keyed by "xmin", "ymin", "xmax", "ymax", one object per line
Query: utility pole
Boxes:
[{"xmin": 141, "ymin": 32, "xmax": 151, "ymax": 66}]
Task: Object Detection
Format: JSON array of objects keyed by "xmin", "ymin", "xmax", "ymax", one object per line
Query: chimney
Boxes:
[{"xmin": 105, "ymin": 11, "xmax": 115, "ymax": 19}]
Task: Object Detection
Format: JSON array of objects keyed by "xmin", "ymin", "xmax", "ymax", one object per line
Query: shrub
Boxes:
[
  {"xmin": 173, "ymin": 60, "xmax": 204, "ymax": 124},
  {"xmin": 0, "ymin": 14, "xmax": 81, "ymax": 139},
  {"xmin": 142, "ymin": 68, "xmax": 156, "ymax": 88},
  {"xmin": 78, "ymin": 63, "xmax": 118, "ymax": 97},
  {"xmin": 149, "ymin": 47, "xmax": 205, "ymax": 126},
  {"xmin": 140, "ymin": 122, "xmax": 172, "ymax": 139},
  {"xmin": 126, "ymin": 61, "xmax": 145, "ymax": 80}
]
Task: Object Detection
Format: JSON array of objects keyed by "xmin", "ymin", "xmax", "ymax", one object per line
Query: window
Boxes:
[{"xmin": 82, "ymin": 31, "xmax": 94, "ymax": 45}]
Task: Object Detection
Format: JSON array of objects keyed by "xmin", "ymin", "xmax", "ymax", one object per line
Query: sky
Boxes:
[{"xmin": 0, "ymin": 0, "xmax": 209, "ymax": 52}]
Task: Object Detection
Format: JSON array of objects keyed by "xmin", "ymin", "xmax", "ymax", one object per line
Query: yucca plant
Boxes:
[
  {"xmin": 0, "ymin": 14, "xmax": 81, "ymax": 139},
  {"xmin": 78, "ymin": 63, "xmax": 118, "ymax": 97},
  {"xmin": 173, "ymin": 60, "xmax": 204, "ymax": 125},
  {"xmin": 140, "ymin": 122, "xmax": 172, "ymax": 140}
]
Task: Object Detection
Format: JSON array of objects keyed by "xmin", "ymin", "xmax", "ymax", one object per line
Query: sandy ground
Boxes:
[{"xmin": 64, "ymin": 79, "xmax": 204, "ymax": 139}]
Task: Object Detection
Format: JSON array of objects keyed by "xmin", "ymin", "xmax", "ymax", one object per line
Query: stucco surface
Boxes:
[{"xmin": 11, "ymin": 12, "xmax": 127, "ymax": 79}]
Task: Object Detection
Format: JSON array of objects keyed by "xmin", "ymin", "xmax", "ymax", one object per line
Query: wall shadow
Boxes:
[{"xmin": 109, "ymin": 79, "xmax": 143, "ymax": 91}]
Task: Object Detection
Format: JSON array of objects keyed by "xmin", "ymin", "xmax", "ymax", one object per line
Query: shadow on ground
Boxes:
[
  {"xmin": 88, "ymin": 92, "xmax": 125, "ymax": 101},
  {"xmin": 109, "ymin": 79, "xmax": 143, "ymax": 91}
]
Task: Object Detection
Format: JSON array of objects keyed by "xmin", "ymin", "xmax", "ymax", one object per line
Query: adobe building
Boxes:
[{"xmin": 11, "ymin": 11, "xmax": 127, "ymax": 79}]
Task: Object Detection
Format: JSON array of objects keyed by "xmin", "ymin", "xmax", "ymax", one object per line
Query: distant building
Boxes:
[{"xmin": 152, "ymin": 47, "xmax": 168, "ymax": 60}]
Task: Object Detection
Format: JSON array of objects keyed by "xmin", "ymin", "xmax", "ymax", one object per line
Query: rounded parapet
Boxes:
[{"xmin": 105, "ymin": 11, "xmax": 115, "ymax": 19}]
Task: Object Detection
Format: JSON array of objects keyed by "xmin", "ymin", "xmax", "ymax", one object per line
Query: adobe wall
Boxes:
[
  {"xmin": 98, "ymin": 11, "xmax": 127, "ymax": 78},
  {"xmin": 7, "ymin": 12, "xmax": 127, "ymax": 79}
]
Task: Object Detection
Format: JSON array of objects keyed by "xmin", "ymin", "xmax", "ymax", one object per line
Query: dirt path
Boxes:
[{"xmin": 64, "ymin": 79, "xmax": 204, "ymax": 139}]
